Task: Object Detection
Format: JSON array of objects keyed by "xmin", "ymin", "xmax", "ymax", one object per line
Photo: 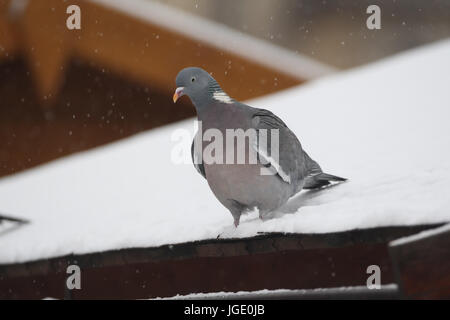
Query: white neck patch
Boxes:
[{"xmin": 212, "ymin": 91, "xmax": 233, "ymax": 104}]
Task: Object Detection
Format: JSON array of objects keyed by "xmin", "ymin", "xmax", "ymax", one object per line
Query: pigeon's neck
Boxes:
[
  {"xmin": 208, "ymin": 82, "xmax": 234, "ymax": 104},
  {"xmin": 192, "ymin": 81, "xmax": 234, "ymax": 116}
]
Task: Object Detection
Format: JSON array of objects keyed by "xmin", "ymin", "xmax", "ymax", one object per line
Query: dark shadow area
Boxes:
[{"xmin": 0, "ymin": 57, "xmax": 195, "ymax": 178}]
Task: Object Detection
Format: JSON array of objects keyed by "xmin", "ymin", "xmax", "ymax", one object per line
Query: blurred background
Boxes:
[
  {"xmin": 0, "ymin": 0, "xmax": 450, "ymax": 301},
  {"xmin": 158, "ymin": 0, "xmax": 450, "ymax": 68},
  {"xmin": 0, "ymin": 0, "xmax": 449, "ymax": 178}
]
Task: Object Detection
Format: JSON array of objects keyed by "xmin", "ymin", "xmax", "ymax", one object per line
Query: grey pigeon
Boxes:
[{"xmin": 174, "ymin": 67, "xmax": 346, "ymax": 227}]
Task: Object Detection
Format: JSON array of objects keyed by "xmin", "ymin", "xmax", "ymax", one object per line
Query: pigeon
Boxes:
[{"xmin": 173, "ymin": 67, "xmax": 346, "ymax": 227}]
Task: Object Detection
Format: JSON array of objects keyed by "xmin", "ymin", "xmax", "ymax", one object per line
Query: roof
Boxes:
[
  {"xmin": 0, "ymin": 0, "xmax": 333, "ymax": 102},
  {"xmin": 92, "ymin": 0, "xmax": 337, "ymax": 79},
  {"xmin": 0, "ymin": 39, "xmax": 450, "ymax": 264},
  {"xmin": 1, "ymin": 224, "xmax": 441, "ymax": 299}
]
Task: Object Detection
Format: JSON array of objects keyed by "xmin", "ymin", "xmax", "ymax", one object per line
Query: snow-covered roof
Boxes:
[{"xmin": 1, "ymin": 39, "xmax": 450, "ymax": 264}]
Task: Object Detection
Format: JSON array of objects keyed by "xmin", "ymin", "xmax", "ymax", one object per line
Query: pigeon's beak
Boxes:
[{"xmin": 173, "ymin": 87, "xmax": 185, "ymax": 103}]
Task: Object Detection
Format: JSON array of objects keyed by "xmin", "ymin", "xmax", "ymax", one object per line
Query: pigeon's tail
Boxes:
[
  {"xmin": 303, "ymin": 172, "xmax": 347, "ymax": 190},
  {"xmin": 300, "ymin": 152, "xmax": 347, "ymax": 190}
]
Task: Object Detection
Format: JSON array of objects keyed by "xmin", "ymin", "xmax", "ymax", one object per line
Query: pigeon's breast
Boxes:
[
  {"xmin": 200, "ymin": 109, "xmax": 292, "ymax": 211},
  {"xmin": 205, "ymin": 162, "xmax": 292, "ymax": 212}
]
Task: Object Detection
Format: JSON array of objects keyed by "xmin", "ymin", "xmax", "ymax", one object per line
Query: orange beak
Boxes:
[{"xmin": 173, "ymin": 87, "xmax": 185, "ymax": 103}]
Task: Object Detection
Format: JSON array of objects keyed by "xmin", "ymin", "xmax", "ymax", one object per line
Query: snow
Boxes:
[
  {"xmin": 1, "ymin": 39, "xmax": 450, "ymax": 264},
  {"xmin": 0, "ymin": 220, "xmax": 24, "ymax": 236},
  {"xmin": 390, "ymin": 223, "xmax": 450, "ymax": 247},
  {"xmin": 156, "ymin": 284, "xmax": 398, "ymax": 299}
]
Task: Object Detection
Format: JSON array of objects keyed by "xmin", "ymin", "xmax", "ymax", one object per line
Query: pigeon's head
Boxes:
[{"xmin": 174, "ymin": 67, "xmax": 231, "ymax": 107}]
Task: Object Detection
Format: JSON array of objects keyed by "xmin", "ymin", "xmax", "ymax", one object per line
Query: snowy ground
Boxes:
[
  {"xmin": 155, "ymin": 284, "xmax": 398, "ymax": 300},
  {"xmin": 0, "ymin": 39, "xmax": 449, "ymax": 264}
]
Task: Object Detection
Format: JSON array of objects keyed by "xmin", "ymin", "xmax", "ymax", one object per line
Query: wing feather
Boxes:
[{"xmin": 251, "ymin": 108, "xmax": 309, "ymax": 187}]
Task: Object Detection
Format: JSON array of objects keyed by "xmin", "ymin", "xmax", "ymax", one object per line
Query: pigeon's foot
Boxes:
[{"xmin": 259, "ymin": 210, "xmax": 275, "ymax": 221}]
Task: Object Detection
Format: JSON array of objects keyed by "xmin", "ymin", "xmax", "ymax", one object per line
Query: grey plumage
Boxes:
[
  {"xmin": 191, "ymin": 136, "xmax": 206, "ymax": 179},
  {"xmin": 175, "ymin": 67, "xmax": 346, "ymax": 226}
]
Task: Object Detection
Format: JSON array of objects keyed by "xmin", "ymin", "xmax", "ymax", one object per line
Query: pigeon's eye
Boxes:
[{"xmin": 191, "ymin": 77, "xmax": 196, "ymax": 83}]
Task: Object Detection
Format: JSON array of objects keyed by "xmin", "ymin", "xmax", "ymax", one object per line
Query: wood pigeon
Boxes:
[{"xmin": 174, "ymin": 67, "xmax": 346, "ymax": 227}]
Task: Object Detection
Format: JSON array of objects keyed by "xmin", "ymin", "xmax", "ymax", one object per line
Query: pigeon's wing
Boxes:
[
  {"xmin": 251, "ymin": 108, "xmax": 346, "ymax": 191},
  {"xmin": 251, "ymin": 108, "xmax": 310, "ymax": 186},
  {"xmin": 191, "ymin": 136, "xmax": 206, "ymax": 179}
]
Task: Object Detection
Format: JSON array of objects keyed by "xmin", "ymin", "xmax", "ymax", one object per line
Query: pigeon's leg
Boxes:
[
  {"xmin": 233, "ymin": 216, "xmax": 240, "ymax": 227},
  {"xmin": 227, "ymin": 199, "xmax": 247, "ymax": 228},
  {"xmin": 230, "ymin": 208, "xmax": 241, "ymax": 227},
  {"xmin": 258, "ymin": 208, "xmax": 275, "ymax": 221},
  {"xmin": 259, "ymin": 210, "xmax": 268, "ymax": 221}
]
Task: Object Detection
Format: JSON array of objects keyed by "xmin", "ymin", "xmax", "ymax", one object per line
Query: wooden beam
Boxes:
[
  {"xmin": 0, "ymin": 224, "xmax": 441, "ymax": 299},
  {"xmin": 20, "ymin": 0, "xmax": 71, "ymax": 101},
  {"xmin": 0, "ymin": 0, "xmax": 336, "ymax": 103},
  {"xmin": 71, "ymin": 0, "xmax": 303, "ymax": 101},
  {"xmin": 389, "ymin": 224, "xmax": 450, "ymax": 299},
  {"xmin": 0, "ymin": 0, "xmax": 18, "ymax": 60}
]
